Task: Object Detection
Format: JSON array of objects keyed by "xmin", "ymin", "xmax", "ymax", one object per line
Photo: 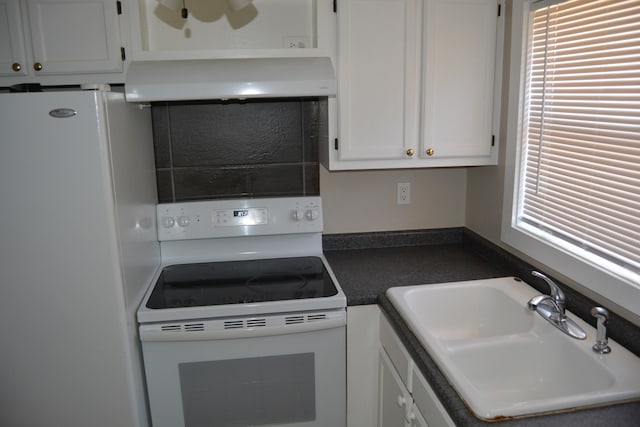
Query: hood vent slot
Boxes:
[{"xmin": 125, "ymin": 57, "xmax": 336, "ymax": 102}]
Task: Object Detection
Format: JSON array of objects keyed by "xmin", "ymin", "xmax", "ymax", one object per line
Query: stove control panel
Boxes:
[
  {"xmin": 157, "ymin": 197, "xmax": 322, "ymax": 241},
  {"xmin": 214, "ymin": 207, "xmax": 268, "ymax": 227}
]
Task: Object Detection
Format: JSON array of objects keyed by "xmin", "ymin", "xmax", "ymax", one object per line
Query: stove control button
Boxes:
[
  {"xmin": 253, "ymin": 208, "xmax": 268, "ymax": 224},
  {"xmin": 177, "ymin": 215, "xmax": 191, "ymax": 227},
  {"xmin": 292, "ymin": 209, "xmax": 305, "ymax": 221},
  {"xmin": 305, "ymin": 209, "xmax": 319, "ymax": 220},
  {"xmin": 160, "ymin": 216, "xmax": 175, "ymax": 228}
]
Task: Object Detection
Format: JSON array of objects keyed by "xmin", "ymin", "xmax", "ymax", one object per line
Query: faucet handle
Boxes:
[
  {"xmin": 531, "ymin": 271, "xmax": 565, "ymax": 307},
  {"xmin": 591, "ymin": 306, "xmax": 611, "ymax": 354}
]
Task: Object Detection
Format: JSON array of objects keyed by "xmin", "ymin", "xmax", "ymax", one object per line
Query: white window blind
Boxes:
[{"xmin": 519, "ymin": 0, "xmax": 640, "ymax": 277}]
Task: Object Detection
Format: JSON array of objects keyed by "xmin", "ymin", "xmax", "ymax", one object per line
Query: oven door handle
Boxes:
[{"xmin": 140, "ymin": 316, "xmax": 345, "ymax": 342}]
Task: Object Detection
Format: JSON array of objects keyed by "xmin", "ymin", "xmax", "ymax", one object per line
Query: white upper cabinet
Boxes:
[
  {"xmin": 335, "ymin": 0, "xmax": 420, "ymax": 161},
  {"xmin": 323, "ymin": 0, "xmax": 504, "ymax": 170},
  {"xmin": 0, "ymin": 0, "xmax": 28, "ymax": 77},
  {"xmin": 27, "ymin": 0, "xmax": 123, "ymax": 74},
  {"xmin": 0, "ymin": 0, "xmax": 127, "ymax": 86},
  {"xmin": 421, "ymin": 0, "xmax": 499, "ymax": 161}
]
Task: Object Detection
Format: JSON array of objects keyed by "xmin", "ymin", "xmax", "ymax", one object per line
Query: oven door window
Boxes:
[{"xmin": 179, "ymin": 353, "xmax": 315, "ymax": 427}]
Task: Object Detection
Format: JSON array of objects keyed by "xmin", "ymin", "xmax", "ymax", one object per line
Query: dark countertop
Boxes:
[
  {"xmin": 324, "ymin": 241, "xmax": 511, "ymax": 305},
  {"xmin": 323, "ymin": 228, "xmax": 640, "ymax": 427}
]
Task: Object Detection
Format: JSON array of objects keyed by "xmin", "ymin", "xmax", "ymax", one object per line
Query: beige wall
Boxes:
[
  {"xmin": 320, "ymin": 167, "xmax": 467, "ymax": 234},
  {"xmin": 465, "ymin": 0, "xmax": 512, "ymax": 245},
  {"xmin": 464, "ymin": 165, "xmax": 504, "ymax": 243}
]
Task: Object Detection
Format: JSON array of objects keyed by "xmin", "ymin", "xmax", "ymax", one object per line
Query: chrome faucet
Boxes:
[
  {"xmin": 531, "ymin": 270, "xmax": 566, "ymax": 316},
  {"xmin": 527, "ymin": 271, "xmax": 586, "ymax": 340},
  {"xmin": 591, "ymin": 307, "xmax": 611, "ymax": 354},
  {"xmin": 527, "ymin": 294, "xmax": 564, "ymax": 321}
]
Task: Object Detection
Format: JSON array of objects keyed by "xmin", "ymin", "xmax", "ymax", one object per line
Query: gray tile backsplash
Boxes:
[{"xmin": 151, "ymin": 98, "xmax": 324, "ymax": 202}]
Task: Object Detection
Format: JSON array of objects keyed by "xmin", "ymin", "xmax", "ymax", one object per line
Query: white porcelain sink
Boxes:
[{"xmin": 386, "ymin": 277, "xmax": 640, "ymax": 420}]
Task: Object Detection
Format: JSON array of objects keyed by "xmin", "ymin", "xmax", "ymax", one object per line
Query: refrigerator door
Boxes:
[{"xmin": 0, "ymin": 90, "xmax": 155, "ymax": 427}]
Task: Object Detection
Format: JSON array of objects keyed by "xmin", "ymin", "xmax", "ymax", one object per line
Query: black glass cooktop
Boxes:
[{"xmin": 146, "ymin": 256, "xmax": 338, "ymax": 309}]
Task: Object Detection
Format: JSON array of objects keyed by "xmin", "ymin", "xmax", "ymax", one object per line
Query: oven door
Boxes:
[{"xmin": 139, "ymin": 310, "xmax": 346, "ymax": 427}]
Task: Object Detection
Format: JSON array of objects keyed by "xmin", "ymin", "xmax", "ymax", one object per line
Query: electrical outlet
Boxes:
[
  {"xmin": 397, "ymin": 182, "xmax": 411, "ymax": 205},
  {"xmin": 283, "ymin": 36, "xmax": 309, "ymax": 49}
]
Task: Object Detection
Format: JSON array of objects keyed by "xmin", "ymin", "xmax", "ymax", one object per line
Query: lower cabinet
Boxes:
[
  {"xmin": 378, "ymin": 310, "xmax": 455, "ymax": 427},
  {"xmin": 379, "ymin": 347, "xmax": 428, "ymax": 427},
  {"xmin": 346, "ymin": 305, "xmax": 454, "ymax": 427}
]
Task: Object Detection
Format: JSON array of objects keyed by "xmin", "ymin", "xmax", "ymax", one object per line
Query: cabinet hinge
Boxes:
[
  {"xmin": 116, "ymin": 0, "xmax": 122, "ymax": 15},
  {"xmin": 497, "ymin": 3, "xmax": 501, "ymax": 17},
  {"xmin": 334, "ymin": 138, "xmax": 339, "ymax": 150},
  {"xmin": 491, "ymin": 135, "xmax": 495, "ymax": 146},
  {"xmin": 333, "ymin": 0, "xmax": 337, "ymax": 13},
  {"xmin": 121, "ymin": 47, "xmax": 126, "ymax": 61}
]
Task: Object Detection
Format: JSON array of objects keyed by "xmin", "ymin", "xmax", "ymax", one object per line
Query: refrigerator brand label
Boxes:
[{"xmin": 49, "ymin": 108, "xmax": 77, "ymax": 118}]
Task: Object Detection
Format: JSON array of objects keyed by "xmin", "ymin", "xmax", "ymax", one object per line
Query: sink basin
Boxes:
[
  {"xmin": 386, "ymin": 277, "xmax": 640, "ymax": 420},
  {"xmin": 391, "ymin": 281, "xmax": 534, "ymax": 341}
]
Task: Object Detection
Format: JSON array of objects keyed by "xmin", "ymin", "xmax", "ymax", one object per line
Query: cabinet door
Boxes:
[
  {"xmin": 337, "ymin": 0, "xmax": 420, "ymax": 161},
  {"xmin": 421, "ymin": 0, "xmax": 498, "ymax": 159},
  {"xmin": 378, "ymin": 347, "xmax": 410, "ymax": 427},
  {"xmin": 410, "ymin": 403, "xmax": 429, "ymax": 427},
  {"xmin": 0, "ymin": 0, "xmax": 28, "ymax": 76},
  {"xmin": 412, "ymin": 366, "xmax": 456, "ymax": 427},
  {"xmin": 25, "ymin": 0, "xmax": 122, "ymax": 75}
]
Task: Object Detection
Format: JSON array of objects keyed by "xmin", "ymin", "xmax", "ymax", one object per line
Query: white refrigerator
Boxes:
[{"xmin": 0, "ymin": 88, "xmax": 160, "ymax": 427}]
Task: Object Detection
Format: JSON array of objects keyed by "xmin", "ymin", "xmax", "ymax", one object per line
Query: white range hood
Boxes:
[{"xmin": 124, "ymin": 57, "xmax": 336, "ymax": 102}]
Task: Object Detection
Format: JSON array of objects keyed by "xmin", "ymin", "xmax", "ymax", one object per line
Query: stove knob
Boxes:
[
  {"xmin": 160, "ymin": 216, "xmax": 175, "ymax": 228},
  {"xmin": 177, "ymin": 215, "xmax": 190, "ymax": 227},
  {"xmin": 292, "ymin": 209, "xmax": 304, "ymax": 221},
  {"xmin": 305, "ymin": 209, "xmax": 319, "ymax": 220}
]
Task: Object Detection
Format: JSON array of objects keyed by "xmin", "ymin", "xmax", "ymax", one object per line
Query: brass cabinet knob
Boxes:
[
  {"xmin": 426, "ymin": 148, "xmax": 435, "ymax": 156},
  {"xmin": 33, "ymin": 62, "xmax": 43, "ymax": 71},
  {"xmin": 11, "ymin": 62, "xmax": 22, "ymax": 72},
  {"xmin": 406, "ymin": 148, "xmax": 415, "ymax": 157}
]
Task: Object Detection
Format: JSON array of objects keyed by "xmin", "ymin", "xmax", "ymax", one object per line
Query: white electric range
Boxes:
[{"xmin": 137, "ymin": 197, "xmax": 346, "ymax": 427}]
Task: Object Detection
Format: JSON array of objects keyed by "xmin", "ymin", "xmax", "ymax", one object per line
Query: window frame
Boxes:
[{"xmin": 501, "ymin": 0, "xmax": 640, "ymax": 316}]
